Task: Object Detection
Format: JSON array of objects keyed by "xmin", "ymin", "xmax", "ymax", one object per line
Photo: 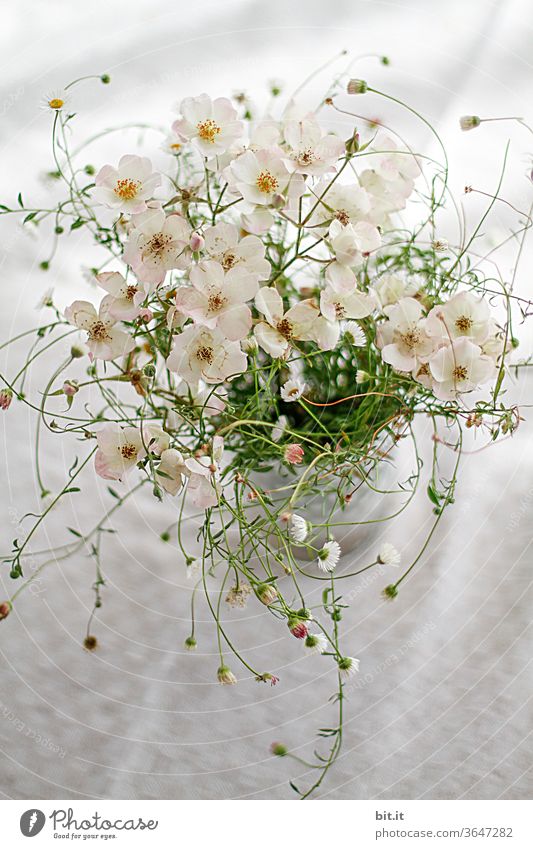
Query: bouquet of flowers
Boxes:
[{"xmin": 0, "ymin": 60, "xmax": 529, "ymax": 797}]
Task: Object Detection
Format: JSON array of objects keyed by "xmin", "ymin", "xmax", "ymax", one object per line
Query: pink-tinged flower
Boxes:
[
  {"xmin": 0, "ymin": 601, "xmax": 12, "ymax": 620},
  {"xmin": 62, "ymin": 380, "xmax": 78, "ymax": 397},
  {"xmin": 175, "ymin": 260, "xmax": 258, "ymax": 341},
  {"xmin": 189, "ymin": 232, "xmax": 205, "ymax": 252},
  {"xmin": 254, "ymin": 287, "xmax": 319, "ymax": 357},
  {"xmin": 94, "ymin": 155, "xmax": 161, "ymax": 214},
  {"xmin": 203, "ymin": 221, "xmax": 271, "ymax": 280},
  {"xmin": 326, "ymin": 219, "xmax": 382, "ymax": 290},
  {"xmin": 156, "ymin": 448, "xmax": 188, "ymax": 496},
  {"xmin": 376, "ymin": 297, "xmax": 436, "ymax": 372},
  {"xmin": 320, "ymin": 284, "xmax": 376, "ymax": 322},
  {"xmin": 359, "ymin": 136, "xmax": 420, "ymax": 225},
  {"xmin": 94, "ymin": 424, "xmax": 146, "ymax": 481},
  {"xmin": 173, "ymin": 94, "xmax": 243, "ymax": 157},
  {"xmin": 426, "ymin": 292, "xmax": 491, "ymax": 345},
  {"xmin": 166, "ymin": 325, "xmax": 247, "ymax": 384},
  {"xmin": 96, "ymin": 271, "xmax": 143, "ymax": 321},
  {"xmin": 123, "ymin": 204, "xmax": 191, "ymax": 287},
  {"xmin": 283, "ymin": 115, "xmax": 345, "ymax": 176},
  {"xmin": 0, "ymin": 388, "xmax": 13, "ymax": 410},
  {"xmin": 373, "ymin": 273, "xmax": 419, "ymax": 309},
  {"xmin": 307, "ymin": 178, "xmax": 371, "ymax": 229},
  {"xmin": 284, "ymin": 443, "xmax": 304, "ymax": 464},
  {"xmin": 428, "ymin": 337, "xmax": 494, "ymax": 401},
  {"xmin": 228, "ymin": 147, "xmax": 298, "ymax": 206},
  {"xmin": 64, "ymin": 300, "xmax": 135, "ymax": 361},
  {"xmin": 288, "ymin": 618, "xmax": 309, "ymax": 639}
]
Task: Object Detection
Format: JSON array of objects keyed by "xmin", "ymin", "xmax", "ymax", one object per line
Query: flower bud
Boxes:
[
  {"xmin": 0, "ymin": 601, "xmax": 12, "ymax": 620},
  {"xmin": 270, "ymin": 742, "xmax": 287, "ymax": 756},
  {"xmin": 83, "ymin": 635, "xmax": 98, "ymax": 651},
  {"xmin": 345, "ymin": 131, "xmax": 360, "ymax": 155},
  {"xmin": 347, "ymin": 78, "xmax": 368, "ymax": 95},
  {"xmin": 271, "ymin": 192, "xmax": 286, "ymax": 210},
  {"xmin": 184, "ymin": 636, "xmax": 197, "ymax": 651},
  {"xmin": 139, "ymin": 308, "xmax": 153, "ymax": 322},
  {"xmin": 100, "ymin": 74, "xmax": 111, "ymax": 84},
  {"xmin": 256, "ymin": 583, "xmax": 278, "ymax": 605},
  {"xmin": 284, "ymin": 443, "xmax": 304, "ymax": 465},
  {"xmin": 143, "ymin": 363, "xmax": 156, "ymax": 378},
  {"xmin": 189, "ymin": 232, "xmax": 205, "ymax": 252},
  {"xmin": 382, "ymin": 584, "xmax": 398, "ymax": 600},
  {"xmin": 0, "ymin": 388, "xmax": 13, "ymax": 411},
  {"xmin": 217, "ymin": 664, "xmax": 237, "ymax": 685},
  {"xmin": 71, "ymin": 342, "xmax": 89, "ymax": 359},
  {"xmin": 62, "ymin": 380, "xmax": 78, "ymax": 397},
  {"xmin": 288, "ymin": 617, "xmax": 308, "ymax": 639},
  {"xmin": 460, "ymin": 115, "xmax": 481, "ymax": 131},
  {"xmin": 241, "ymin": 336, "xmax": 258, "ymax": 353}
]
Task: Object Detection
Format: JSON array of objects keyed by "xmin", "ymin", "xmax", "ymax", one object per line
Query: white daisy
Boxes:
[
  {"xmin": 317, "ymin": 540, "xmax": 341, "ymax": 572},
  {"xmin": 281, "ymin": 377, "xmax": 306, "ymax": 402},
  {"xmin": 304, "ymin": 633, "xmax": 328, "ymax": 655},
  {"xmin": 41, "ymin": 89, "xmax": 70, "ymax": 113},
  {"xmin": 337, "ymin": 656, "xmax": 360, "ymax": 678},
  {"xmin": 377, "ymin": 543, "xmax": 401, "ymax": 567},
  {"xmin": 289, "ymin": 514, "xmax": 309, "ymax": 543},
  {"xmin": 343, "ymin": 321, "xmax": 366, "ymax": 346}
]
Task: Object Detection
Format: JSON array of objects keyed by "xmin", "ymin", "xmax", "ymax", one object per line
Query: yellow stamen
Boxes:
[
  {"xmin": 197, "ymin": 119, "xmax": 221, "ymax": 143},
  {"xmin": 256, "ymin": 170, "xmax": 278, "ymax": 194},
  {"xmin": 114, "ymin": 178, "xmax": 141, "ymax": 201}
]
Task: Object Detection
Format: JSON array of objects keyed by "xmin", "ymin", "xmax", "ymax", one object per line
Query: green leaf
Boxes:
[
  {"xmin": 17, "ymin": 192, "xmax": 24, "ymax": 208},
  {"xmin": 67, "ymin": 527, "xmax": 82, "ymax": 538},
  {"xmin": 70, "ymin": 218, "xmax": 84, "ymax": 230},
  {"xmin": 107, "ymin": 487, "xmax": 120, "ymax": 499},
  {"xmin": 23, "ymin": 211, "xmax": 37, "ymax": 223},
  {"xmin": 426, "ymin": 484, "xmax": 441, "ymax": 507}
]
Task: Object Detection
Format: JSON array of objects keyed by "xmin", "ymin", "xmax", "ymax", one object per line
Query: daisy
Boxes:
[
  {"xmin": 173, "ymin": 94, "xmax": 243, "ymax": 157},
  {"xmin": 428, "ymin": 337, "xmax": 494, "ymax": 401},
  {"xmin": 317, "ymin": 540, "xmax": 341, "ymax": 572},
  {"xmin": 64, "ymin": 299, "xmax": 134, "ymax": 361},
  {"xmin": 123, "ymin": 204, "xmax": 191, "ymax": 287},
  {"xmin": 280, "ymin": 376, "xmax": 306, "ymax": 402},
  {"xmin": 304, "ymin": 633, "xmax": 328, "ymax": 655},
  {"xmin": 377, "ymin": 543, "xmax": 401, "ymax": 567},
  {"xmin": 166, "ymin": 325, "xmax": 247, "ymax": 384},
  {"xmin": 253, "ymin": 287, "xmax": 319, "ymax": 357},
  {"xmin": 289, "ymin": 514, "xmax": 309, "ymax": 543},
  {"xmin": 217, "ymin": 665, "xmax": 237, "ymax": 685},
  {"xmin": 94, "ymin": 424, "xmax": 146, "ymax": 481},
  {"xmin": 343, "ymin": 321, "xmax": 366, "ymax": 346},
  {"xmin": 41, "ymin": 89, "xmax": 69, "ymax": 113},
  {"xmin": 175, "ymin": 260, "xmax": 258, "ymax": 341},
  {"xmin": 94, "ymin": 155, "xmax": 161, "ymax": 215},
  {"xmin": 337, "ymin": 656, "xmax": 360, "ymax": 679}
]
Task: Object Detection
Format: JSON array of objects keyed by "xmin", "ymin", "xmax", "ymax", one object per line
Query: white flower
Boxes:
[
  {"xmin": 317, "ymin": 540, "xmax": 341, "ymax": 572},
  {"xmin": 308, "ymin": 179, "xmax": 371, "ymax": 229},
  {"xmin": 356, "ymin": 369, "xmax": 369, "ymax": 383},
  {"xmin": 320, "ymin": 284, "xmax": 376, "ymax": 322},
  {"xmin": 428, "ymin": 337, "xmax": 494, "ymax": 401},
  {"xmin": 64, "ymin": 299, "xmax": 134, "ymax": 361},
  {"xmin": 94, "ymin": 424, "xmax": 145, "ymax": 481},
  {"xmin": 41, "ymin": 89, "xmax": 69, "ymax": 112},
  {"xmin": 94, "ymin": 155, "xmax": 161, "ymax": 214},
  {"xmin": 36, "ymin": 288, "xmax": 54, "ymax": 310},
  {"xmin": 161, "ymin": 131, "xmax": 183, "ymax": 156},
  {"xmin": 283, "ymin": 115, "xmax": 345, "ymax": 176},
  {"xmin": 203, "ymin": 221, "xmax": 271, "ymax": 280},
  {"xmin": 175, "ymin": 260, "xmax": 258, "ymax": 341},
  {"xmin": 185, "ymin": 437, "xmax": 224, "ymax": 508},
  {"xmin": 289, "ymin": 514, "xmax": 309, "ymax": 543},
  {"xmin": 166, "ymin": 325, "xmax": 247, "ymax": 384},
  {"xmin": 156, "ymin": 448, "xmax": 188, "ymax": 496},
  {"xmin": 228, "ymin": 147, "xmax": 299, "ymax": 207},
  {"xmin": 173, "ymin": 94, "xmax": 243, "ymax": 156},
  {"xmin": 326, "ymin": 219, "xmax": 381, "ymax": 290},
  {"xmin": 123, "ymin": 204, "xmax": 191, "ymax": 287},
  {"xmin": 272, "ymin": 415, "xmax": 288, "ymax": 442},
  {"xmin": 460, "ymin": 115, "xmax": 481, "ymax": 131},
  {"xmin": 373, "ymin": 273, "xmax": 418, "ymax": 309},
  {"xmin": 280, "ymin": 377, "xmax": 306, "ymax": 402},
  {"xmin": 338, "ymin": 656, "xmax": 360, "ymax": 679},
  {"xmin": 304, "ymin": 633, "xmax": 328, "ymax": 655},
  {"xmin": 376, "ymin": 297, "xmax": 436, "ymax": 372},
  {"xmin": 377, "ymin": 543, "xmax": 401, "ymax": 566},
  {"xmin": 359, "ymin": 136, "xmax": 420, "ymax": 224},
  {"xmin": 253, "ymin": 287, "xmax": 319, "ymax": 357},
  {"xmin": 96, "ymin": 271, "xmax": 142, "ymax": 321},
  {"xmin": 343, "ymin": 321, "xmax": 366, "ymax": 346},
  {"xmin": 426, "ymin": 292, "xmax": 491, "ymax": 345}
]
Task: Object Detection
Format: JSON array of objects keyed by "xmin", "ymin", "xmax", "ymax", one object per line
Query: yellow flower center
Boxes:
[
  {"xmin": 455, "ymin": 315, "xmax": 473, "ymax": 333},
  {"xmin": 114, "ymin": 178, "xmax": 141, "ymax": 201},
  {"xmin": 256, "ymin": 170, "xmax": 279, "ymax": 194},
  {"xmin": 196, "ymin": 119, "xmax": 221, "ymax": 143},
  {"xmin": 48, "ymin": 98, "xmax": 64, "ymax": 110},
  {"xmin": 453, "ymin": 365, "xmax": 468, "ymax": 381},
  {"xmin": 170, "ymin": 142, "xmax": 182, "ymax": 151}
]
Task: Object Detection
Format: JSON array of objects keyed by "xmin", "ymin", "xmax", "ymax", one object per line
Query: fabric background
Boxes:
[{"xmin": 0, "ymin": 0, "xmax": 531, "ymax": 800}]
